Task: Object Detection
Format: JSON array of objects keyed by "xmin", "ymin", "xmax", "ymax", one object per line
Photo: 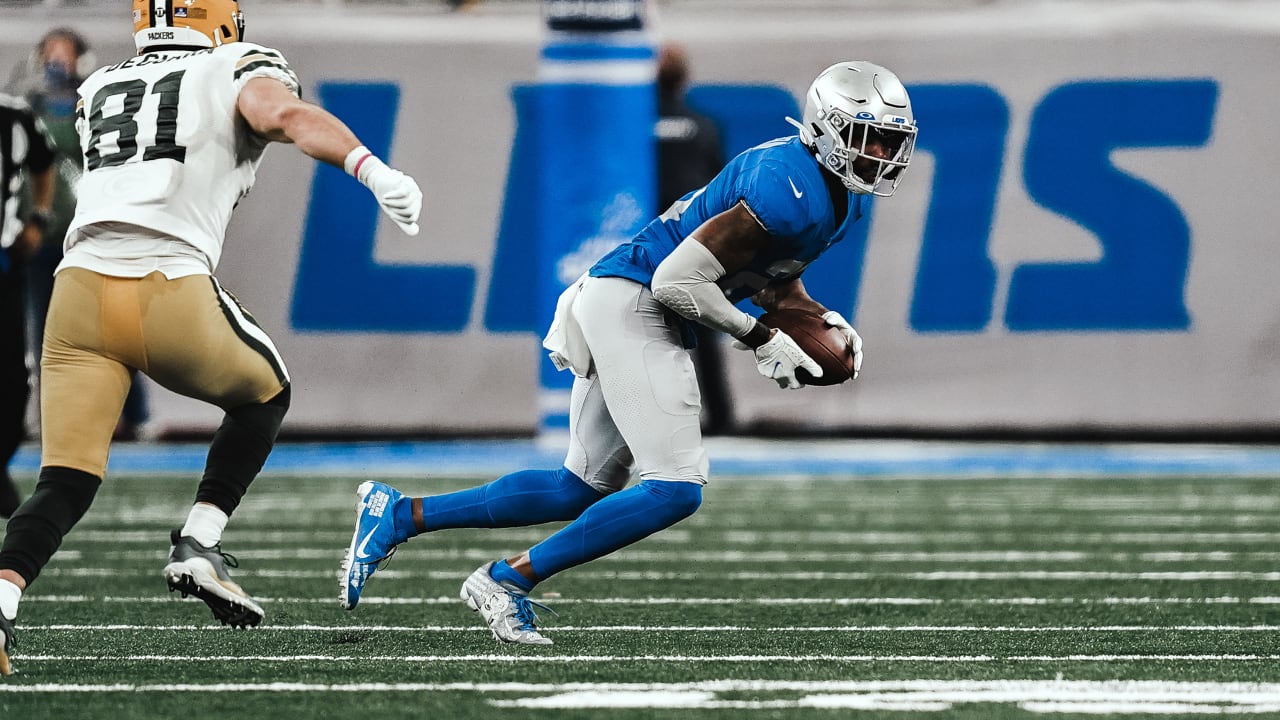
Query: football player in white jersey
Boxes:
[{"xmin": 0, "ymin": 0, "xmax": 422, "ymax": 674}]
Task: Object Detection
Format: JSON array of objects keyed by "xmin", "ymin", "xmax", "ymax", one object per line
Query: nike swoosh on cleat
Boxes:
[
  {"xmin": 788, "ymin": 177, "xmax": 803, "ymax": 199},
  {"xmin": 354, "ymin": 526, "xmax": 379, "ymax": 560}
]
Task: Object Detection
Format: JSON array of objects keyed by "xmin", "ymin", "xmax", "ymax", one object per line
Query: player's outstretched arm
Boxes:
[
  {"xmin": 236, "ymin": 76, "xmax": 356, "ymax": 164},
  {"xmin": 236, "ymin": 77, "xmax": 422, "ymax": 236}
]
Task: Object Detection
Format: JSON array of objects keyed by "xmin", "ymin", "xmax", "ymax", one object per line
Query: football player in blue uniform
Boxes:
[{"xmin": 340, "ymin": 61, "xmax": 917, "ymax": 644}]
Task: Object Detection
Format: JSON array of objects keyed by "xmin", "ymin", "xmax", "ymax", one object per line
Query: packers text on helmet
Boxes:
[{"xmin": 132, "ymin": 0, "xmax": 245, "ymax": 53}]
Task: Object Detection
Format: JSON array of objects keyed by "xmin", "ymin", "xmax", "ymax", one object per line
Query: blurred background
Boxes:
[{"xmin": 2, "ymin": 0, "xmax": 1278, "ymax": 444}]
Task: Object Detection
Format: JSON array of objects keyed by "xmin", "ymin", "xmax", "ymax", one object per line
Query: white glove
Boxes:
[
  {"xmin": 821, "ymin": 310, "xmax": 864, "ymax": 379},
  {"xmin": 741, "ymin": 329, "xmax": 824, "ymax": 390},
  {"xmin": 345, "ymin": 146, "xmax": 422, "ymax": 236}
]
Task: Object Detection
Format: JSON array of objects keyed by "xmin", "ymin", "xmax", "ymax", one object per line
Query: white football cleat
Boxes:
[{"xmin": 461, "ymin": 561, "xmax": 553, "ymax": 645}]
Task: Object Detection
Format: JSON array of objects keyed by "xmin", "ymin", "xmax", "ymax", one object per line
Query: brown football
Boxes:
[{"xmin": 758, "ymin": 308, "xmax": 856, "ymax": 386}]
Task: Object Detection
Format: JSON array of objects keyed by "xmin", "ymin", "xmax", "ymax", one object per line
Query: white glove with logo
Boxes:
[
  {"xmin": 740, "ymin": 329, "xmax": 824, "ymax": 390},
  {"xmin": 345, "ymin": 146, "xmax": 422, "ymax": 236},
  {"xmin": 821, "ymin": 310, "xmax": 864, "ymax": 379}
]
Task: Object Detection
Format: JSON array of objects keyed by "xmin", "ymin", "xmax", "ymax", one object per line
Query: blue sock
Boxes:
[
  {"xmin": 393, "ymin": 466, "xmax": 604, "ymax": 539},
  {"xmin": 489, "ymin": 559, "xmax": 536, "ymax": 593},
  {"xmin": 528, "ymin": 479, "xmax": 702, "ymax": 580}
]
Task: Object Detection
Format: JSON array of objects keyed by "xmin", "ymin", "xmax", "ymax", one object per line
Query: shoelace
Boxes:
[
  {"xmin": 373, "ymin": 545, "xmax": 398, "ymax": 569},
  {"xmin": 209, "ymin": 544, "xmax": 240, "ymax": 569},
  {"xmin": 510, "ymin": 593, "xmax": 557, "ymax": 632}
]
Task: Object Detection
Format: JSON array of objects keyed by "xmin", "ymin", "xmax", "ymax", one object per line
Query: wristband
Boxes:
[{"xmin": 343, "ymin": 145, "xmax": 375, "ymax": 179}]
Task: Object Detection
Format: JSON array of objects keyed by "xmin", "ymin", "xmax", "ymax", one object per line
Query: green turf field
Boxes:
[{"xmin": 2, "ymin": 473, "xmax": 1279, "ymax": 718}]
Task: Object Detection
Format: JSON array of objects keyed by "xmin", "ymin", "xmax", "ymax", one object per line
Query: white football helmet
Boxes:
[{"xmin": 788, "ymin": 61, "xmax": 917, "ymax": 197}]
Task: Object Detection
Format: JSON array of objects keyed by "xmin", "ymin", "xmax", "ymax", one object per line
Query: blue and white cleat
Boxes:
[
  {"xmin": 461, "ymin": 561, "xmax": 554, "ymax": 645},
  {"xmin": 339, "ymin": 481, "xmax": 404, "ymax": 610}
]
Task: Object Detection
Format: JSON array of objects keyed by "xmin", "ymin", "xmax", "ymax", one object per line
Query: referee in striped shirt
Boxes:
[{"xmin": 0, "ymin": 93, "xmax": 56, "ymax": 519}]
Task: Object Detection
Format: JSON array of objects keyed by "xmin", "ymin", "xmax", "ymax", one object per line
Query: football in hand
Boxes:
[{"xmin": 758, "ymin": 308, "xmax": 857, "ymax": 386}]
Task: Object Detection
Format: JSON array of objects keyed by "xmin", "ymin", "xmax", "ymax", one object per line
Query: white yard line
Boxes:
[
  {"xmin": 45, "ymin": 548, "xmax": 1280, "ymax": 563},
  {"xmin": 3, "ymin": 679, "xmax": 1280, "ymax": 693},
  {"xmin": 9, "ymin": 679, "xmax": 1280, "ymax": 714},
  {"xmin": 18, "ymin": 623, "xmax": 1280, "ymax": 632},
  {"xmin": 55, "ymin": 529, "xmax": 1280, "ymax": 545},
  {"xmin": 33, "ymin": 567, "xmax": 1280, "ymax": 581},
  {"xmin": 21, "ymin": 594, "xmax": 1280, "ymax": 605},
  {"xmin": 10, "ymin": 654, "xmax": 1280, "ymax": 664}
]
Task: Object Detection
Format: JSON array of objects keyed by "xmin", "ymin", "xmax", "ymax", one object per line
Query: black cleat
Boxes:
[{"xmin": 162, "ymin": 529, "xmax": 264, "ymax": 628}]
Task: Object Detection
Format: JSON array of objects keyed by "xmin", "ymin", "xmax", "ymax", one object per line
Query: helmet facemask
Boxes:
[
  {"xmin": 816, "ymin": 107, "xmax": 916, "ymax": 197},
  {"xmin": 789, "ymin": 61, "xmax": 918, "ymax": 197}
]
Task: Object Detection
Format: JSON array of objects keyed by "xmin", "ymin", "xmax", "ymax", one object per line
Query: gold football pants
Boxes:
[{"xmin": 40, "ymin": 268, "xmax": 289, "ymax": 477}]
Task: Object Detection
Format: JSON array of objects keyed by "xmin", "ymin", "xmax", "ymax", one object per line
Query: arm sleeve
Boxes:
[{"xmin": 651, "ymin": 236, "xmax": 759, "ymax": 339}]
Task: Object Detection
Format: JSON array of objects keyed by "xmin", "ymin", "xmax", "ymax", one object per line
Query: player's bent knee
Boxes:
[
  {"xmin": 645, "ymin": 479, "xmax": 703, "ymax": 521},
  {"xmin": 226, "ymin": 385, "xmax": 290, "ymax": 441},
  {"xmin": 671, "ymin": 481, "xmax": 704, "ymax": 519},
  {"xmin": 265, "ymin": 384, "xmax": 291, "ymax": 411}
]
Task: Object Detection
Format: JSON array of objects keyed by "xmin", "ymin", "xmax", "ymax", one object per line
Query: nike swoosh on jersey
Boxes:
[{"xmin": 788, "ymin": 177, "xmax": 804, "ymax": 199}]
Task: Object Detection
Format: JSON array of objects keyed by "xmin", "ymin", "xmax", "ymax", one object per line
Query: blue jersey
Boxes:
[{"xmin": 590, "ymin": 136, "xmax": 866, "ymax": 305}]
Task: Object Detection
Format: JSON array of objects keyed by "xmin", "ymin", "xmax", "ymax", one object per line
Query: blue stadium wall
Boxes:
[{"xmin": 2, "ymin": 4, "xmax": 1277, "ymax": 436}]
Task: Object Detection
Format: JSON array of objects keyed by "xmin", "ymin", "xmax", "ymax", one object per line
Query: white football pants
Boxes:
[{"xmin": 561, "ymin": 276, "xmax": 709, "ymax": 493}]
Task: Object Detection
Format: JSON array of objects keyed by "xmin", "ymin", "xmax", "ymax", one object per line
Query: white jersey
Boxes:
[{"xmin": 61, "ymin": 42, "xmax": 300, "ymax": 277}]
